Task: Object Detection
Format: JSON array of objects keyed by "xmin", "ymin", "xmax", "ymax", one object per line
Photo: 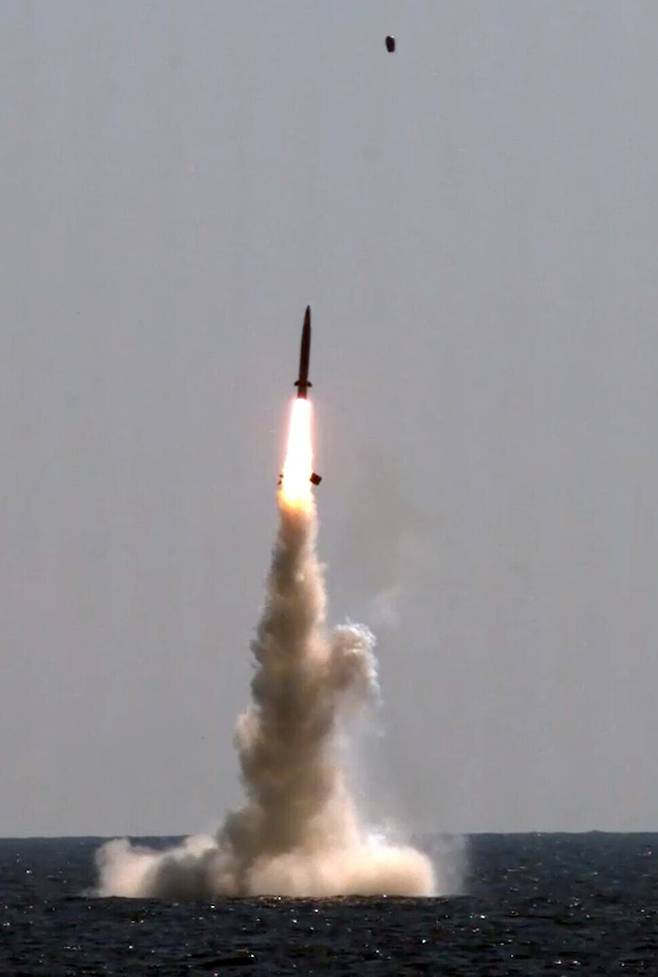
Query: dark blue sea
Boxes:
[{"xmin": 2, "ymin": 833, "xmax": 657, "ymax": 975}]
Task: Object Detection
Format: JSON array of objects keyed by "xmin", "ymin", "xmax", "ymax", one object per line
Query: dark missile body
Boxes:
[{"xmin": 295, "ymin": 305, "xmax": 312, "ymax": 398}]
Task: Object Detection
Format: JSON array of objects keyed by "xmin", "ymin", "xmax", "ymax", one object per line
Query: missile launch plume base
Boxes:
[{"xmin": 95, "ymin": 311, "xmax": 437, "ymax": 899}]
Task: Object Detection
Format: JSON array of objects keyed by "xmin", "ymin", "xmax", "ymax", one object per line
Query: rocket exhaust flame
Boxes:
[
  {"xmin": 95, "ymin": 312, "xmax": 438, "ymax": 898},
  {"xmin": 279, "ymin": 398, "xmax": 314, "ymax": 511}
]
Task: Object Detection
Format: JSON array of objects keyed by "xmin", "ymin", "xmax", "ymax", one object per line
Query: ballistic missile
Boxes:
[
  {"xmin": 294, "ymin": 306, "xmax": 312, "ymax": 399},
  {"xmin": 278, "ymin": 306, "xmax": 321, "ymax": 489}
]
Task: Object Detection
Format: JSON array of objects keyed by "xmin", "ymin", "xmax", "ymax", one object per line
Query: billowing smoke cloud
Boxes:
[{"xmin": 96, "ymin": 499, "xmax": 437, "ymax": 897}]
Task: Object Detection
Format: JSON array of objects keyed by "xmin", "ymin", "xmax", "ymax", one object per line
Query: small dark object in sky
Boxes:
[{"xmin": 385, "ymin": 35, "xmax": 396, "ymax": 53}]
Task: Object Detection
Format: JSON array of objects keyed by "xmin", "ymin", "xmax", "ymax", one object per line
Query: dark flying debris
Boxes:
[{"xmin": 385, "ymin": 35, "xmax": 396, "ymax": 53}]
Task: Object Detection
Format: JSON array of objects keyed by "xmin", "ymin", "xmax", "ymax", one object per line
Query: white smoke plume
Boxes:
[{"xmin": 95, "ymin": 498, "xmax": 436, "ymax": 897}]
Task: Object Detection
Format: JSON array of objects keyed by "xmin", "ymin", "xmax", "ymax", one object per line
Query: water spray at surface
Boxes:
[{"xmin": 96, "ymin": 316, "xmax": 438, "ymax": 898}]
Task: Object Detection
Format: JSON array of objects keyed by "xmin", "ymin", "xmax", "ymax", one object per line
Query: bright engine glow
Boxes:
[{"xmin": 279, "ymin": 398, "xmax": 313, "ymax": 510}]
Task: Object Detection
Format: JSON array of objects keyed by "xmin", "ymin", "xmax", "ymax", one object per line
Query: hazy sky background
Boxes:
[{"xmin": 2, "ymin": 1, "xmax": 658, "ymax": 836}]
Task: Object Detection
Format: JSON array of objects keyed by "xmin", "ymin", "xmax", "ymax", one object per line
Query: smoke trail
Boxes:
[
  {"xmin": 97, "ymin": 397, "xmax": 437, "ymax": 896},
  {"xmin": 95, "ymin": 493, "xmax": 436, "ymax": 897}
]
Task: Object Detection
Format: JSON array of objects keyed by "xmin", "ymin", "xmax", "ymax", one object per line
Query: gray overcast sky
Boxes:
[{"xmin": 2, "ymin": 1, "xmax": 658, "ymax": 836}]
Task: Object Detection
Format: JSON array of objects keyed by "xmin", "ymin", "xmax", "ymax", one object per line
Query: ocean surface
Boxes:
[{"xmin": 1, "ymin": 833, "xmax": 657, "ymax": 975}]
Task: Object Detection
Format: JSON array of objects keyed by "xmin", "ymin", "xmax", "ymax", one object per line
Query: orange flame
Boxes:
[{"xmin": 279, "ymin": 398, "xmax": 313, "ymax": 510}]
